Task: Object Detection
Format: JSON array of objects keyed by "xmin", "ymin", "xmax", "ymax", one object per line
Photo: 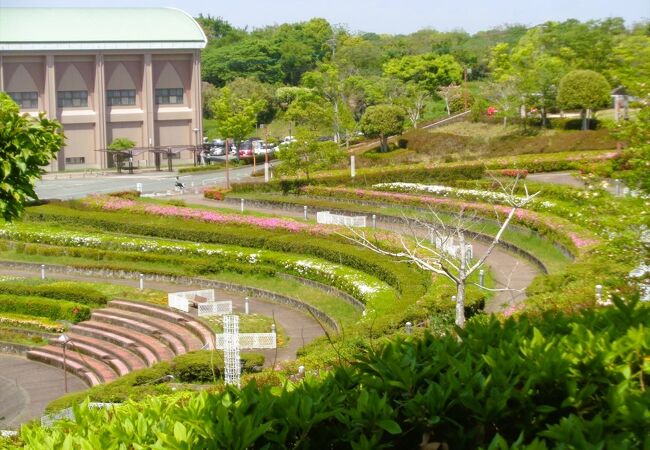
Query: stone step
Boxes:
[
  {"xmin": 58, "ymin": 332, "xmax": 147, "ymax": 372},
  {"xmin": 91, "ymin": 311, "xmax": 186, "ymax": 356},
  {"xmin": 26, "ymin": 349, "xmax": 101, "ymax": 387},
  {"xmin": 49, "ymin": 337, "xmax": 130, "ymax": 376},
  {"xmin": 70, "ymin": 323, "xmax": 158, "ymax": 367},
  {"xmin": 32, "ymin": 345, "xmax": 118, "ymax": 384},
  {"xmin": 98, "ymin": 307, "xmax": 204, "ymax": 352},
  {"xmin": 109, "ymin": 300, "xmax": 215, "ymax": 348},
  {"xmin": 76, "ymin": 320, "xmax": 174, "ymax": 363}
]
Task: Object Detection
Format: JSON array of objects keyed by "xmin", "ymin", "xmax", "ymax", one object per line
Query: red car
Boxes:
[{"xmin": 238, "ymin": 148, "xmax": 253, "ymax": 158}]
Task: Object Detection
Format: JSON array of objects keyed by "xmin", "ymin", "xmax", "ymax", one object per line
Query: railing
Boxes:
[
  {"xmin": 215, "ymin": 332, "xmax": 277, "ymax": 349},
  {"xmin": 434, "ymin": 237, "xmax": 473, "ymax": 260},
  {"xmin": 316, "ymin": 211, "xmax": 366, "ymax": 227},
  {"xmin": 197, "ymin": 301, "xmax": 233, "ymax": 317},
  {"xmin": 40, "ymin": 403, "xmax": 117, "ymax": 427},
  {"xmin": 168, "ymin": 289, "xmax": 216, "ymax": 313}
]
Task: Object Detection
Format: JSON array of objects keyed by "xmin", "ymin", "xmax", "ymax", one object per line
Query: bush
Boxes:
[
  {"xmin": 25, "ymin": 300, "xmax": 650, "ymax": 449},
  {"xmin": 203, "ymin": 188, "xmax": 226, "ymax": 201},
  {"xmin": 173, "ymin": 351, "xmax": 264, "ymax": 383},
  {"xmin": 107, "ymin": 190, "xmax": 140, "ymax": 200},
  {"xmin": 0, "ymin": 281, "xmax": 108, "ymax": 306},
  {"xmin": 0, "ymin": 294, "xmax": 90, "ymax": 322}
]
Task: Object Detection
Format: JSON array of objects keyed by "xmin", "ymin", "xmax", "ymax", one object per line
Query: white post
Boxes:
[
  {"xmin": 240, "ymin": 198, "xmax": 244, "ymax": 213},
  {"xmin": 303, "ymin": 205, "xmax": 308, "ymax": 220},
  {"xmin": 372, "ymin": 214, "xmax": 376, "ymax": 229},
  {"xmin": 264, "ymin": 162, "xmax": 270, "ymax": 182},
  {"xmin": 595, "ymin": 284, "xmax": 603, "ymax": 302},
  {"xmin": 135, "ymin": 183, "xmax": 143, "ymax": 193},
  {"xmin": 271, "ymin": 323, "xmax": 276, "ymax": 335},
  {"xmin": 479, "ymin": 269, "xmax": 485, "ymax": 287},
  {"xmin": 405, "ymin": 322, "xmax": 412, "ymax": 334},
  {"xmin": 245, "ymin": 297, "xmax": 249, "ymax": 315},
  {"xmin": 298, "ymin": 365, "xmax": 305, "ymax": 374},
  {"xmin": 139, "ymin": 273, "xmax": 144, "ymax": 290},
  {"xmin": 350, "ymin": 155, "xmax": 356, "ymax": 178},
  {"xmin": 41, "ymin": 264, "xmax": 46, "ymax": 280},
  {"xmin": 615, "ymin": 179, "xmax": 621, "ymax": 196}
]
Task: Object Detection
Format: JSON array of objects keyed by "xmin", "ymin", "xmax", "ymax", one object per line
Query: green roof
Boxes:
[{"xmin": 0, "ymin": 8, "xmax": 207, "ymax": 49}]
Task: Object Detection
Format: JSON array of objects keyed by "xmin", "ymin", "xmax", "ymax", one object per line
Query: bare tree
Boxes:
[
  {"xmin": 436, "ymin": 84, "xmax": 461, "ymax": 116},
  {"xmin": 345, "ymin": 178, "xmax": 539, "ymax": 328}
]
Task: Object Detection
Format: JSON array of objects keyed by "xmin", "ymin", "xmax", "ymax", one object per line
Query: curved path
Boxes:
[{"xmin": 184, "ymin": 194, "xmax": 541, "ymax": 313}]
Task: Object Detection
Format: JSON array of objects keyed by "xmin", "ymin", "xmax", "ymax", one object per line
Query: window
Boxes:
[
  {"xmin": 155, "ymin": 88, "xmax": 183, "ymax": 105},
  {"xmin": 8, "ymin": 91, "xmax": 38, "ymax": 109},
  {"xmin": 65, "ymin": 157, "xmax": 85, "ymax": 165},
  {"xmin": 106, "ymin": 89, "xmax": 136, "ymax": 106},
  {"xmin": 57, "ymin": 90, "xmax": 88, "ymax": 108}
]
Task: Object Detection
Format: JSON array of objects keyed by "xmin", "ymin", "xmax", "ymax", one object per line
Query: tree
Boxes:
[
  {"xmin": 209, "ymin": 87, "xmax": 261, "ymax": 145},
  {"xmin": 347, "ymin": 178, "xmax": 539, "ymax": 327},
  {"xmin": 397, "ymin": 82, "xmax": 429, "ymax": 128},
  {"xmin": 359, "ymin": 105, "xmax": 405, "ymax": 152},
  {"xmin": 383, "ymin": 53, "xmax": 463, "ymax": 95},
  {"xmin": 557, "ymin": 70, "xmax": 611, "ymax": 130},
  {"xmin": 107, "ymin": 137, "xmax": 136, "ymax": 174},
  {"xmin": 0, "ymin": 93, "xmax": 64, "ymax": 221},
  {"xmin": 482, "ymin": 79, "xmax": 521, "ymax": 127},
  {"xmin": 608, "ymin": 34, "xmax": 650, "ymax": 98},
  {"xmin": 275, "ymin": 130, "xmax": 345, "ymax": 180},
  {"xmin": 436, "ymin": 84, "xmax": 462, "ymax": 116}
]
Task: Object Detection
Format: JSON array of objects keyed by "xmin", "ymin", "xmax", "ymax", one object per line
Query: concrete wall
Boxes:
[{"xmin": 0, "ymin": 50, "xmax": 202, "ymax": 171}]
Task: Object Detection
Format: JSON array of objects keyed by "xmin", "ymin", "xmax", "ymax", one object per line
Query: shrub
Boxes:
[
  {"xmin": 0, "ymin": 294, "xmax": 90, "ymax": 322},
  {"xmin": 203, "ymin": 188, "xmax": 226, "ymax": 201},
  {"xmin": 0, "ymin": 281, "xmax": 108, "ymax": 306},
  {"xmin": 23, "ymin": 300, "xmax": 650, "ymax": 449},
  {"xmin": 173, "ymin": 351, "xmax": 264, "ymax": 383},
  {"xmin": 107, "ymin": 190, "xmax": 140, "ymax": 200},
  {"xmin": 495, "ymin": 168, "xmax": 528, "ymax": 178}
]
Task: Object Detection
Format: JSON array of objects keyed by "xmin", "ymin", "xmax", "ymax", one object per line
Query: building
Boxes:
[{"xmin": 0, "ymin": 8, "xmax": 207, "ymax": 171}]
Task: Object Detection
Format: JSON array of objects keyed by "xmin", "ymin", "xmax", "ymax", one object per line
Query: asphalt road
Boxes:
[{"xmin": 34, "ymin": 164, "xmax": 258, "ymax": 200}]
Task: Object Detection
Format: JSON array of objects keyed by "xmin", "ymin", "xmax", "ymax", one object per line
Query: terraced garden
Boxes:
[{"xmin": 1, "ymin": 147, "xmax": 647, "ymax": 448}]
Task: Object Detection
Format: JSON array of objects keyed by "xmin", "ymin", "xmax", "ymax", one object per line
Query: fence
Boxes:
[
  {"xmin": 40, "ymin": 403, "xmax": 117, "ymax": 428},
  {"xmin": 434, "ymin": 237, "xmax": 473, "ymax": 260},
  {"xmin": 215, "ymin": 332, "xmax": 277, "ymax": 349},
  {"xmin": 316, "ymin": 211, "xmax": 366, "ymax": 227},
  {"xmin": 168, "ymin": 289, "xmax": 215, "ymax": 313},
  {"xmin": 197, "ymin": 301, "xmax": 233, "ymax": 317}
]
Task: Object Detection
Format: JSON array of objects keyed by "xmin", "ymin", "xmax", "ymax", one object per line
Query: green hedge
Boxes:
[
  {"xmin": 0, "ymin": 281, "xmax": 108, "ymax": 306},
  {"xmin": 0, "ymin": 294, "xmax": 90, "ymax": 322},
  {"xmin": 46, "ymin": 351, "xmax": 265, "ymax": 411},
  {"xmin": 21, "ymin": 300, "xmax": 650, "ymax": 449}
]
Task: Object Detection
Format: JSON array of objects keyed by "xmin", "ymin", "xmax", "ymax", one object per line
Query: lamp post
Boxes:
[
  {"xmin": 192, "ymin": 128, "xmax": 200, "ymax": 166},
  {"xmin": 58, "ymin": 334, "xmax": 71, "ymax": 393}
]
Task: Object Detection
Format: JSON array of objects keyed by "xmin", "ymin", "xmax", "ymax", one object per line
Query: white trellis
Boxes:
[
  {"xmin": 197, "ymin": 301, "xmax": 233, "ymax": 317},
  {"xmin": 223, "ymin": 315, "xmax": 241, "ymax": 388},
  {"xmin": 168, "ymin": 289, "xmax": 217, "ymax": 313},
  {"xmin": 215, "ymin": 332, "xmax": 276, "ymax": 349},
  {"xmin": 317, "ymin": 211, "xmax": 366, "ymax": 227},
  {"xmin": 434, "ymin": 236, "xmax": 473, "ymax": 260}
]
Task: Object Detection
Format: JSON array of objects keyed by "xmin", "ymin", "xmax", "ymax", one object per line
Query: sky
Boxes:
[{"xmin": 0, "ymin": 0, "xmax": 648, "ymax": 34}]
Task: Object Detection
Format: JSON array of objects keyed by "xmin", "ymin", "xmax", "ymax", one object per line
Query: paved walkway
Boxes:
[
  {"xmin": 0, "ymin": 354, "xmax": 86, "ymax": 429},
  {"xmin": 184, "ymin": 194, "xmax": 540, "ymax": 313},
  {"xmin": 527, "ymin": 170, "xmax": 623, "ymax": 196}
]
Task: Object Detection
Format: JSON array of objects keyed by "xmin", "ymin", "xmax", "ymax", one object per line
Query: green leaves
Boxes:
[{"xmin": 0, "ymin": 93, "xmax": 64, "ymax": 222}]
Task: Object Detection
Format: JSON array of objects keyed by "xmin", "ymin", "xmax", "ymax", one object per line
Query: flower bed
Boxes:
[
  {"xmin": 302, "ymin": 185, "xmax": 597, "ymax": 254},
  {"xmin": 0, "ymin": 313, "xmax": 65, "ymax": 333},
  {"xmin": 82, "ymin": 196, "xmax": 313, "ymax": 234}
]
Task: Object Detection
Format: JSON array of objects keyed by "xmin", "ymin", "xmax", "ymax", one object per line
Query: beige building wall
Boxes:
[{"xmin": 0, "ymin": 50, "xmax": 202, "ymax": 171}]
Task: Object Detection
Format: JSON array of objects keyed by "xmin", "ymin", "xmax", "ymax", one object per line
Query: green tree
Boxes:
[
  {"xmin": 383, "ymin": 53, "xmax": 463, "ymax": 95},
  {"xmin": 209, "ymin": 87, "xmax": 262, "ymax": 145},
  {"xmin": 107, "ymin": 137, "xmax": 136, "ymax": 173},
  {"xmin": 359, "ymin": 104, "xmax": 405, "ymax": 152},
  {"xmin": 608, "ymin": 34, "xmax": 650, "ymax": 98},
  {"xmin": 275, "ymin": 130, "xmax": 344, "ymax": 180},
  {"xmin": 225, "ymin": 77, "xmax": 276, "ymax": 124},
  {"xmin": 0, "ymin": 93, "xmax": 64, "ymax": 221},
  {"xmin": 557, "ymin": 70, "xmax": 611, "ymax": 130}
]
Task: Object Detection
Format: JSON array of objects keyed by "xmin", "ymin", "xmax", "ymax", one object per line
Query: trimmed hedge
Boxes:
[
  {"xmin": 0, "ymin": 281, "xmax": 108, "ymax": 306},
  {"xmin": 0, "ymin": 294, "xmax": 90, "ymax": 322}
]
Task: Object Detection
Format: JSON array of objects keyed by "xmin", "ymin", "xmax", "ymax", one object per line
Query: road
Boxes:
[{"xmin": 34, "ymin": 164, "xmax": 256, "ymax": 200}]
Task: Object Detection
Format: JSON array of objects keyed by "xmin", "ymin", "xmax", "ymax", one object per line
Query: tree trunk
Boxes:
[
  {"xmin": 541, "ymin": 108, "xmax": 548, "ymax": 128},
  {"xmin": 380, "ymin": 135, "xmax": 387, "ymax": 152},
  {"xmin": 444, "ymin": 97, "xmax": 451, "ymax": 116},
  {"xmin": 581, "ymin": 109, "xmax": 587, "ymax": 131},
  {"xmin": 455, "ymin": 282, "xmax": 466, "ymax": 328}
]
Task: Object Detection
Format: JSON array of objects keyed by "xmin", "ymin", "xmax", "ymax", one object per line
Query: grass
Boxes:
[
  {"xmin": 0, "ymin": 327, "xmax": 49, "ymax": 346},
  {"xmin": 201, "ymin": 313, "xmax": 289, "ymax": 347}
]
